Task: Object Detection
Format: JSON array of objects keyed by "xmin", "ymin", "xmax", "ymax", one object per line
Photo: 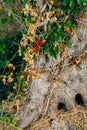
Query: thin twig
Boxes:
[{"xmin": 42, "ymin": 83, "xmax": 56, "ymax": 116}]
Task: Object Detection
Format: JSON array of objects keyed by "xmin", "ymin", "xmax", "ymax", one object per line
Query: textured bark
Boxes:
[{"xmin": 15, "ymin": 15, "xmax": 87, "ymax": 129}]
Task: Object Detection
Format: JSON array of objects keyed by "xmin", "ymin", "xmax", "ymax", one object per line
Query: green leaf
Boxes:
[
  {"xmin": 54, "ymin": 46, "xmax": 58, "ymax": 54},
  {"xmin": 21, "ymin": 25, "xmax": 27, "ymax": 34},
  {"xmin": 63, "ymin": 0, "xmax": 70, "ymax": 6},
  {"xmin": 25, "ymin": 18, "xmax": 31, "ymax": 26},
  {"xmin": 49, "ymin": 37, "xmax": 54, "ymax": 44},
  {"xmin": 11, "ymin": 118, "xmax": 16, "ymax": 123},
  {"xmin": 45, "ymin": 47, "xmax": 50, "ymax": 52},
  {"xmin": 77, "ymin": 0, "xmax": 82, "ymax": 4},
  {"xmin": 84, "ymin": 5, "xmax": 87, "ymax": 11},
  {"xmin": 46, "ymin": 21, "xmax": 51, "ymax": 27},
  {"xmin": 8, "ymin": 10, "xmax": 13, "ymax": 25},
  {"xmin": 33, "ymin": 54, "xmax": 37, "ymax": 61},
  {"xmin": 8, "ymin": 9, "xmax": 12, "ymax": 17},
  {"xmin": 9, "ymin": 14, "xmax": 13, "ymax": 25},
  {"xmin": 74, "ymin": 8, "xmax": 81, "ymax": 14},
  {"xmin": 69, "ymin": 1, "xmax": 76, "ymax": 8},
  {"xmin": 66, "ymin": 8, "xmax": 72, "ymax": 14},
  {"xmin": 50, "ymin": 51, "xmax": 56, "ymax": 58},
  {"xmin": 65, "ymin": 19, "xmax": 72, "ymax": 27},
  {"xmin": 66, "ymin": 42, "xmax": 72, "ymax": 48},
  {"xmin": 57, "ymin": 35, "xmax": 63, "ymax": 42},
  {"xmin": 56, "ymin": 23, "xmax": 62, "ymax": 29},
  {"xmin": 22, "ymin": 0, "xmax": 28, "ymax": 6},
  {"xmin": 41, "ymin": 31, "xmax": 47, "ymax": 37},
  {"xmin": 0, "ymin": 17, "xmax": 8, "ymax": 24},
  {"xmin": 71, "ymin": 24, "xmax": 76, "ymax": 30},
  {"xmin": 82, "ymin": 0, "xmax": 87, "ymax": 2}
]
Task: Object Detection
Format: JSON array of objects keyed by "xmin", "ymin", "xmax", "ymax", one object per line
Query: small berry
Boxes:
[
  {"xmin": 33, "ymin": 45, "xmax": 39, "ymax": 54},
  {"xmin": 35, "ymin": 38, "xmax": 42, "ymax": 47}
]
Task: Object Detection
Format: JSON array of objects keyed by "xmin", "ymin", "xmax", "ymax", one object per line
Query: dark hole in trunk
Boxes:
[
  {"xmin": 57, "ymin": 102, "xmax": 67, "ymax": 111},
  {"xmin": 75, "ymin": 93, "xmax": 84, "ymax": 106}
]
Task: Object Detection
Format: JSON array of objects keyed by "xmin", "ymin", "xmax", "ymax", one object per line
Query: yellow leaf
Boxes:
[{"xmin": 47, "ymin": 0, "xmax": 54, "ymax": 5}]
